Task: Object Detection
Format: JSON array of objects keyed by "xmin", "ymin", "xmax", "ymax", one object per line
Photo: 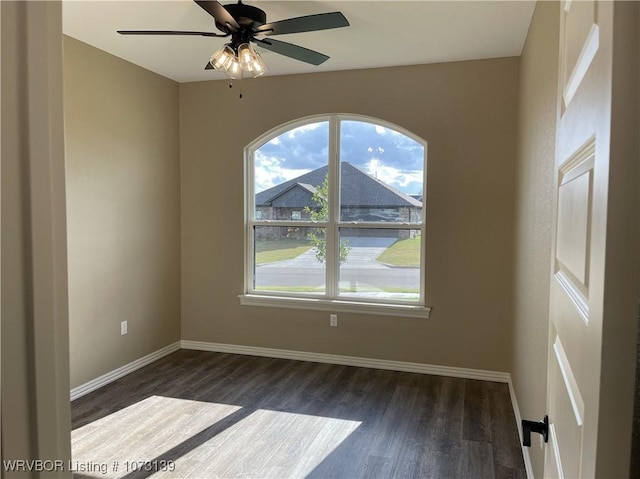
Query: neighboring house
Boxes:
[{"xmin": 255, "ymin": 162, "xmax": 422, "ymax": 239}]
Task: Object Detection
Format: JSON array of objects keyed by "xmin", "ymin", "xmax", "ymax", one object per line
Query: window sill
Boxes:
[{"xmin": 238, "ymin": 294, "xmax": 432, "ymax": 319}]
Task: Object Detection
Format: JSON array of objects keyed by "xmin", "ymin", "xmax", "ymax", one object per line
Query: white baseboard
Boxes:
[
  {"xmin": 70, "ymin": 341, "xmax": 181, "ymax": 401},
  {"xmin": 181, "ymin": 340, "xmax": 511, "ymax": 383},
  {"xmin": 508, "ymin": 380, "xmax": 535, "ymax": 479}
]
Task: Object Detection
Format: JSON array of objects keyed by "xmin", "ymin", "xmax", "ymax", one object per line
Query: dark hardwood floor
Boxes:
[{"xmin": 71, "ymin": 350, "xmax": 526, "ymax": 479}]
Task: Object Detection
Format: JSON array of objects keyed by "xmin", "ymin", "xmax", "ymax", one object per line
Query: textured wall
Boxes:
[
  {"xmin": 510, "ymin": 2, "xmax": 559, "ymax": 476},
  {"xmin": 64, "ymin": 37, "xmax": 181, "ymax": 388},
  {"xmin": 180, "ymin": 58, "xmax": 519, "ymax": 372}
]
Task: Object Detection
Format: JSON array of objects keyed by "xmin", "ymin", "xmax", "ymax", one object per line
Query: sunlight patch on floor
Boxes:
[
  {"xmin": 152, "ymin": 409, "xmax": 362, "ymax": 478},
  {"xmin": 71, "ymin": 396, "xmax": 241, "ymax": 478},
  {"xmin": 72, "ymin": 396, "xmax": 361, "ymax": 478}
]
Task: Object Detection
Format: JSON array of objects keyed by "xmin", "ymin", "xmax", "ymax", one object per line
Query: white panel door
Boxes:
[{"xmin": 545, "ymin": 1, "xmax": 612, "ymax": 477}]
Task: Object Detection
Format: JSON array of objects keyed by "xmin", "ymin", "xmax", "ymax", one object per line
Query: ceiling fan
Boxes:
[{"xmin": 118, "ymin": 0, "xmax": 350, "ymax": 78}]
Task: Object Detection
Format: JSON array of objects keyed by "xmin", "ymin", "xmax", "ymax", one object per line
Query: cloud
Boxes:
[
  {"xmin": 364, "ymin": 159, "xmax": 423, "ymax": 194},
  {"xmin": 254, "ymin": 119, "xmax": 425, "ymax": 194},
  {"xmin": 254, "ymin": 152, "xmax": 313, "ymax": 192},
  {"xmin": 340, "ymin": 120, "xmax": 424, "ymax": 171},
  {"xmin": 287, "ymin": 122, "xmax": 324, "ymax": 139},
  {"xmin": 257, "ymin": 121, "xmax": 329, "ymax": 172}
]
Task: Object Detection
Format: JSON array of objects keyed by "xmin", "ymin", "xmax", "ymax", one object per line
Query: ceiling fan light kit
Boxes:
[
  {"xmin": 118, "ymin": 0, "xmax": 349, "ymax": 81},
  {"xmin": 210, "ymin": 42, "xmax": 268, "ymax": 78}
]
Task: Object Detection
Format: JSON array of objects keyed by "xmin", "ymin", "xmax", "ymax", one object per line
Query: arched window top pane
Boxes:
[
  {"xmin": 340, "ymin": 120, "xmax": 424, "ymax": 196},
  {"xmin": 254, "ymin": 121, "xmax": 329, "ymax": 194},
  {"xmin": 339, "ymin": 120, "xmax": 424, "ymax": 224}
]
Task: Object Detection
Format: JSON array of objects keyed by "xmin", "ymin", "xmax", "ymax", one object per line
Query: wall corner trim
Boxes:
[{"xmin": 70, "ymin": 341, "xmax": 181, "ymax": 401}]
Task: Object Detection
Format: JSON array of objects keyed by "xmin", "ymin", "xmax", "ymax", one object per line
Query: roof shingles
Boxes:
[{"xmin": 256, "ymin": 163, "xmax": 421, "ymax": 208}]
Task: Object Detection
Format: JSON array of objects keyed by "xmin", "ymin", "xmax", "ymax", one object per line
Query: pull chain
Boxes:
[{"xmin": 227, "ymin": 78, "xmax": 243, "ymax": 99}]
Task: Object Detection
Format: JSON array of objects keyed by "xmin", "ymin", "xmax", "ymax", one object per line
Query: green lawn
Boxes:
[
  {"xmin": 256, "ymin": 235, "xmax": 420, "ymax": 267},
  {"xmin": 255, "ymin": 239, "xmax": 312, "ymax": 265},
  {"xmin": 376, "ymin": 236, "xmax": 421, "ymax": 267}
]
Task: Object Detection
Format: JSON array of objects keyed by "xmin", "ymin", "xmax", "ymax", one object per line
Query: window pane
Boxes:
[
  {"xmin": 340, "ymin": 121, "xmax": 423, "ymax": 223},
  {"xmin": 254, "ymin": 121, "xmax": 329, "ymax": 222},
  {"xmin": 338, "ymin": 228, "xmax": 421, "ymax": 302},
  {"xmin": 254, "ymin": 226, "xmax": 326, "ymax": 294}
]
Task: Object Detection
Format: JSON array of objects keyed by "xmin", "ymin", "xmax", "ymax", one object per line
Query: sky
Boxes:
[{"xmin": 255, "ymin": 120, "xmax": 424, "ymax": 195}]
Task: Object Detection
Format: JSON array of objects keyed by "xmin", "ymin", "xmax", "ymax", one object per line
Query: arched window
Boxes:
[{"xmin": 241, "ymin": 114, "xmax": 430, "ymax": 318}]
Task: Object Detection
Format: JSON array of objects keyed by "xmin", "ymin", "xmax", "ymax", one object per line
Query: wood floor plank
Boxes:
[
  {"xmin": 305, "ymin": 367, "xmax": 383, "ymax": 478},
  {"xmin": 416, "ymin": 445, "xmax": 464, "ymax": 479},
  {"xmin": 461, "ymin": 440, "xmax": 496, "ymax": 479},
  {"xmin": 464, "ymin": 379, "xmax": 492, "ymax": 442},
  {"xmin": 385, "ymin": 374, "xmax": 441, "ymax": 478},
  {"xmin": 71, "ymin": 350, "xmax": 526, "ymax": 479},
  {"xmin": 425, "ymin": 375, "xmax": 466, "ymax": 452},
  {"xmin": 488, "ymin": 381, "xmax": 527, "ymax": 473}
]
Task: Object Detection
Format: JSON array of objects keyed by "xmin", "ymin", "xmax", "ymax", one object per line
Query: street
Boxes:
[{"xmin": 255, "ymin": 237, "xmax": 420, "ymax": 295}]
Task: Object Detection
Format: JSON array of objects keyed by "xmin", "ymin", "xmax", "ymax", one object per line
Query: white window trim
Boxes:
[
  {"xmin": 241, "ymin": 114, "xmax": 431, "ymax": 318},
  {"xmin": 238, "ymin": 294, "xmax": 431, "ymax": 319}
]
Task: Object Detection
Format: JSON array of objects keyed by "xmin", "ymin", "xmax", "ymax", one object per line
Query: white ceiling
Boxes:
[{"xmin": 62, "ymin": 1, "xmax": 536, "ymax": 83}]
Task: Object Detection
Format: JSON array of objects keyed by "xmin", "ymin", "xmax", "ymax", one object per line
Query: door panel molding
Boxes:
[
  {"xmin": 554, "ymin": 270, "xmax": 589, "ymax": 323},
  {"xmin": 549, "ymin": 350, "xmax": 585, "ymax": 479},
  {"xmin": 563, "ymin": 24, "xmax": 599, "ymax": 108},
  {"xmin": 554, "ymin": 138, "xmax": 595, "ymax": 322},
  {"xmin": 556, "ymin": 171, "xmax": 591, "ymax": 285},
  {"xmin": 561, "ymin": 0, "xmax": 598, "ymax": 110},
  {"xmin": 553, "ymin": 336, "xmax": 585, "ymax": 426}
]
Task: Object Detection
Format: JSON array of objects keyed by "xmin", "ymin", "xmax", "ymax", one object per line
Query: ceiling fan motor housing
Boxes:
[{"xmin": 217, "ymin": 2, "xmax": 266, "ymax": 32}]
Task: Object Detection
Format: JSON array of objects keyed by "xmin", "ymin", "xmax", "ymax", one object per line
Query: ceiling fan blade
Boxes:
[
  {"xmin": 118, "ymin": 30, "xmax": 227, "ymax": 37},
  {"xmin": 255, "ymin": 12, "xmax": 349, "ymax": 36},
  {"xmin": 255, "ymin": 38, "xmax": 329, "ymax": 66},
  {"xmin": 194, "ymin": 1, "xmax": 240, "ymax": 31}
]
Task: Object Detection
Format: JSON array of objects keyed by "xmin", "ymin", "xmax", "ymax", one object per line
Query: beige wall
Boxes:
[
  {"xmin": 511, "ymin": 2, "xmax": 559, "ymax": 476},
  {"xmin": 2, "ymin": 2, "xmax": 72, "ymax": 474},
  {"xmin": 180, "ymin": 58, "xmax": 519, "ymax": 372},
  {"xmin": 64, "ymin": 37, "xmax": 181, "ymax": 388}
]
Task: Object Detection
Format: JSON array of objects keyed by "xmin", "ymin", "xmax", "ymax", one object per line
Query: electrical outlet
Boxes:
[
  {"xmin": 121, "ymin": 320, "xmax": 128, "ymax": 335},
  {"xmin": 330, "ymin": 314, "xmax": 338, "ymax": 327}
]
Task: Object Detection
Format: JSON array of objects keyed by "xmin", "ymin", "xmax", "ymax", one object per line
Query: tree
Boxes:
[{"xmin": 304, "ymin": 176, "xmax": 351, "ymax": 264}]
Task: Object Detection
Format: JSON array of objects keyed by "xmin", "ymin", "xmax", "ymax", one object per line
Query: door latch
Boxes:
[{"xmin": 521, "ymin": 415, "xmax": 549, "ymax": 447}]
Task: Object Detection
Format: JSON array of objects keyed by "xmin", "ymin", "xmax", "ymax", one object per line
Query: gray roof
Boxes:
[
  {"xmin": 256, "ymin": 163, "xmax": 422, "ymax": 208},
  {"xmin": 269, "ymin": 183, "xmax": 318, "ymax": 208}
]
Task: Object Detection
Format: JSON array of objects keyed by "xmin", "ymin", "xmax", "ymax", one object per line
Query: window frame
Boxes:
[{"xmin": 240, "ymin": 114, "xmax": 431, "ymax": 318}]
